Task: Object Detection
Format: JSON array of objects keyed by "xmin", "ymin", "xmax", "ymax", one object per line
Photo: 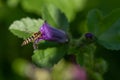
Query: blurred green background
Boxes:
[{"xmin": 0, "ymin": 0, "xmax": 120, "ymax": 80}]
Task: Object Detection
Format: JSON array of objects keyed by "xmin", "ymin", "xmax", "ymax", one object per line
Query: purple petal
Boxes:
[{"xmin": 39, "ymin": 21, "xmax": 68, "ymax": 43}]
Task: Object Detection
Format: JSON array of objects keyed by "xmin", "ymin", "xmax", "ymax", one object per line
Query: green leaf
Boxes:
[
  {"xmin": 90, "ymin": 72, "xmax": 103, "ymax": 80},
  {"xmin": 7, "ymin": 0, "xmax": 20, "ymax": 8},
  {"xmin": 76, "ymin": 44, "xmax": 95, "ymax": 67},
  {"xmin": 9, "ymin": 17, "xmax": 44, "ymax": 39},
  {"xmin": 76, "ymin": 53, "xmax": 84, "ymax": 66},
  {"xmin": 94, "ymin": 58, "xmax": 107, "ymax": 75},
  {"xmin": 21, "ymin": 0, "xmax": 45, "ymax": 15},
  {"xmin": 21, "ymin": 0, "xmax": 85, "ymax": 21},
  {"xmin": 87, "ymin": 9, "xmax": 102, "ymax": 36},
  {"xmin": 32, "ymin": 42, "xmax": 68, "ymax": 68},
  {"xmin": 98, "ymin": 19, "xmax": 120, "ymax": 50},
  {"xmin": 98, "ymin": 9, "xmax": 120, "ymax": 50},
  {"xmin": 41, "ymin": 4, "xmax": 69, "ymax": 32},
  {"xmin": 48, "ymin": 0, "xmax": 86, "ymax": 21},
  {"xmin": 100, "ymin": 8, "xmax": 120, "ymax": 35},
  {"xmin": 87, "ymin": 9, "xmax": 120, "ymax": 50}
]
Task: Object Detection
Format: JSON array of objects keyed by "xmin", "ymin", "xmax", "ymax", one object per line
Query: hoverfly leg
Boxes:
[
  {"xmin": 33, "ymin": 42, "xmax": 38, "ymax": 50},
  {"xmin": 33, "ymin": 39, "xmax": 40, "ymax": 50}
]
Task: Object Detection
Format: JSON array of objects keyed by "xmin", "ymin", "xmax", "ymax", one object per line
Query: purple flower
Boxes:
[
  {"xmin": 63, "ymin": 64, "xmax": 87, "ymax": 80},
  {"xmin": 34, "ymin": 21, "xmax": 68, "ymax": 44},
  {"xmin": 70, "ymin": 65, "xmax": 87, "ymax": 80}
]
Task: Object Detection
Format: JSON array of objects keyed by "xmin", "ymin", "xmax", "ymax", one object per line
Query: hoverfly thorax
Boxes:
[{"xmin": 21, "ymin": 31, "xmax": 41, "ymax": 46}]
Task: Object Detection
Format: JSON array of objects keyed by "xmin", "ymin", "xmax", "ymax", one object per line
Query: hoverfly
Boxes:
[{"xmin": 21, "ymin": 31, "xmax": 41, "ymax": 46}]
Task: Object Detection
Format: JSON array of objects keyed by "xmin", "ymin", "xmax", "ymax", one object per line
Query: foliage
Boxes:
[{"xmin": 1, "ymin": 0, "xmax": 120, "ymax": 80}]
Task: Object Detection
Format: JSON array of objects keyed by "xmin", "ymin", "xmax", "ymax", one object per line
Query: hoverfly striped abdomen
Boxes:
[{"xmin": 21, "ymin": 31, "xmax": 41, "ymax": 46}]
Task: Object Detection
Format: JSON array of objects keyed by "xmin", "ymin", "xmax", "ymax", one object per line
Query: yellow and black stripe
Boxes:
[{"xmin": 21, "ymin": 31, "xmax": 41, "ymax": 46}]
